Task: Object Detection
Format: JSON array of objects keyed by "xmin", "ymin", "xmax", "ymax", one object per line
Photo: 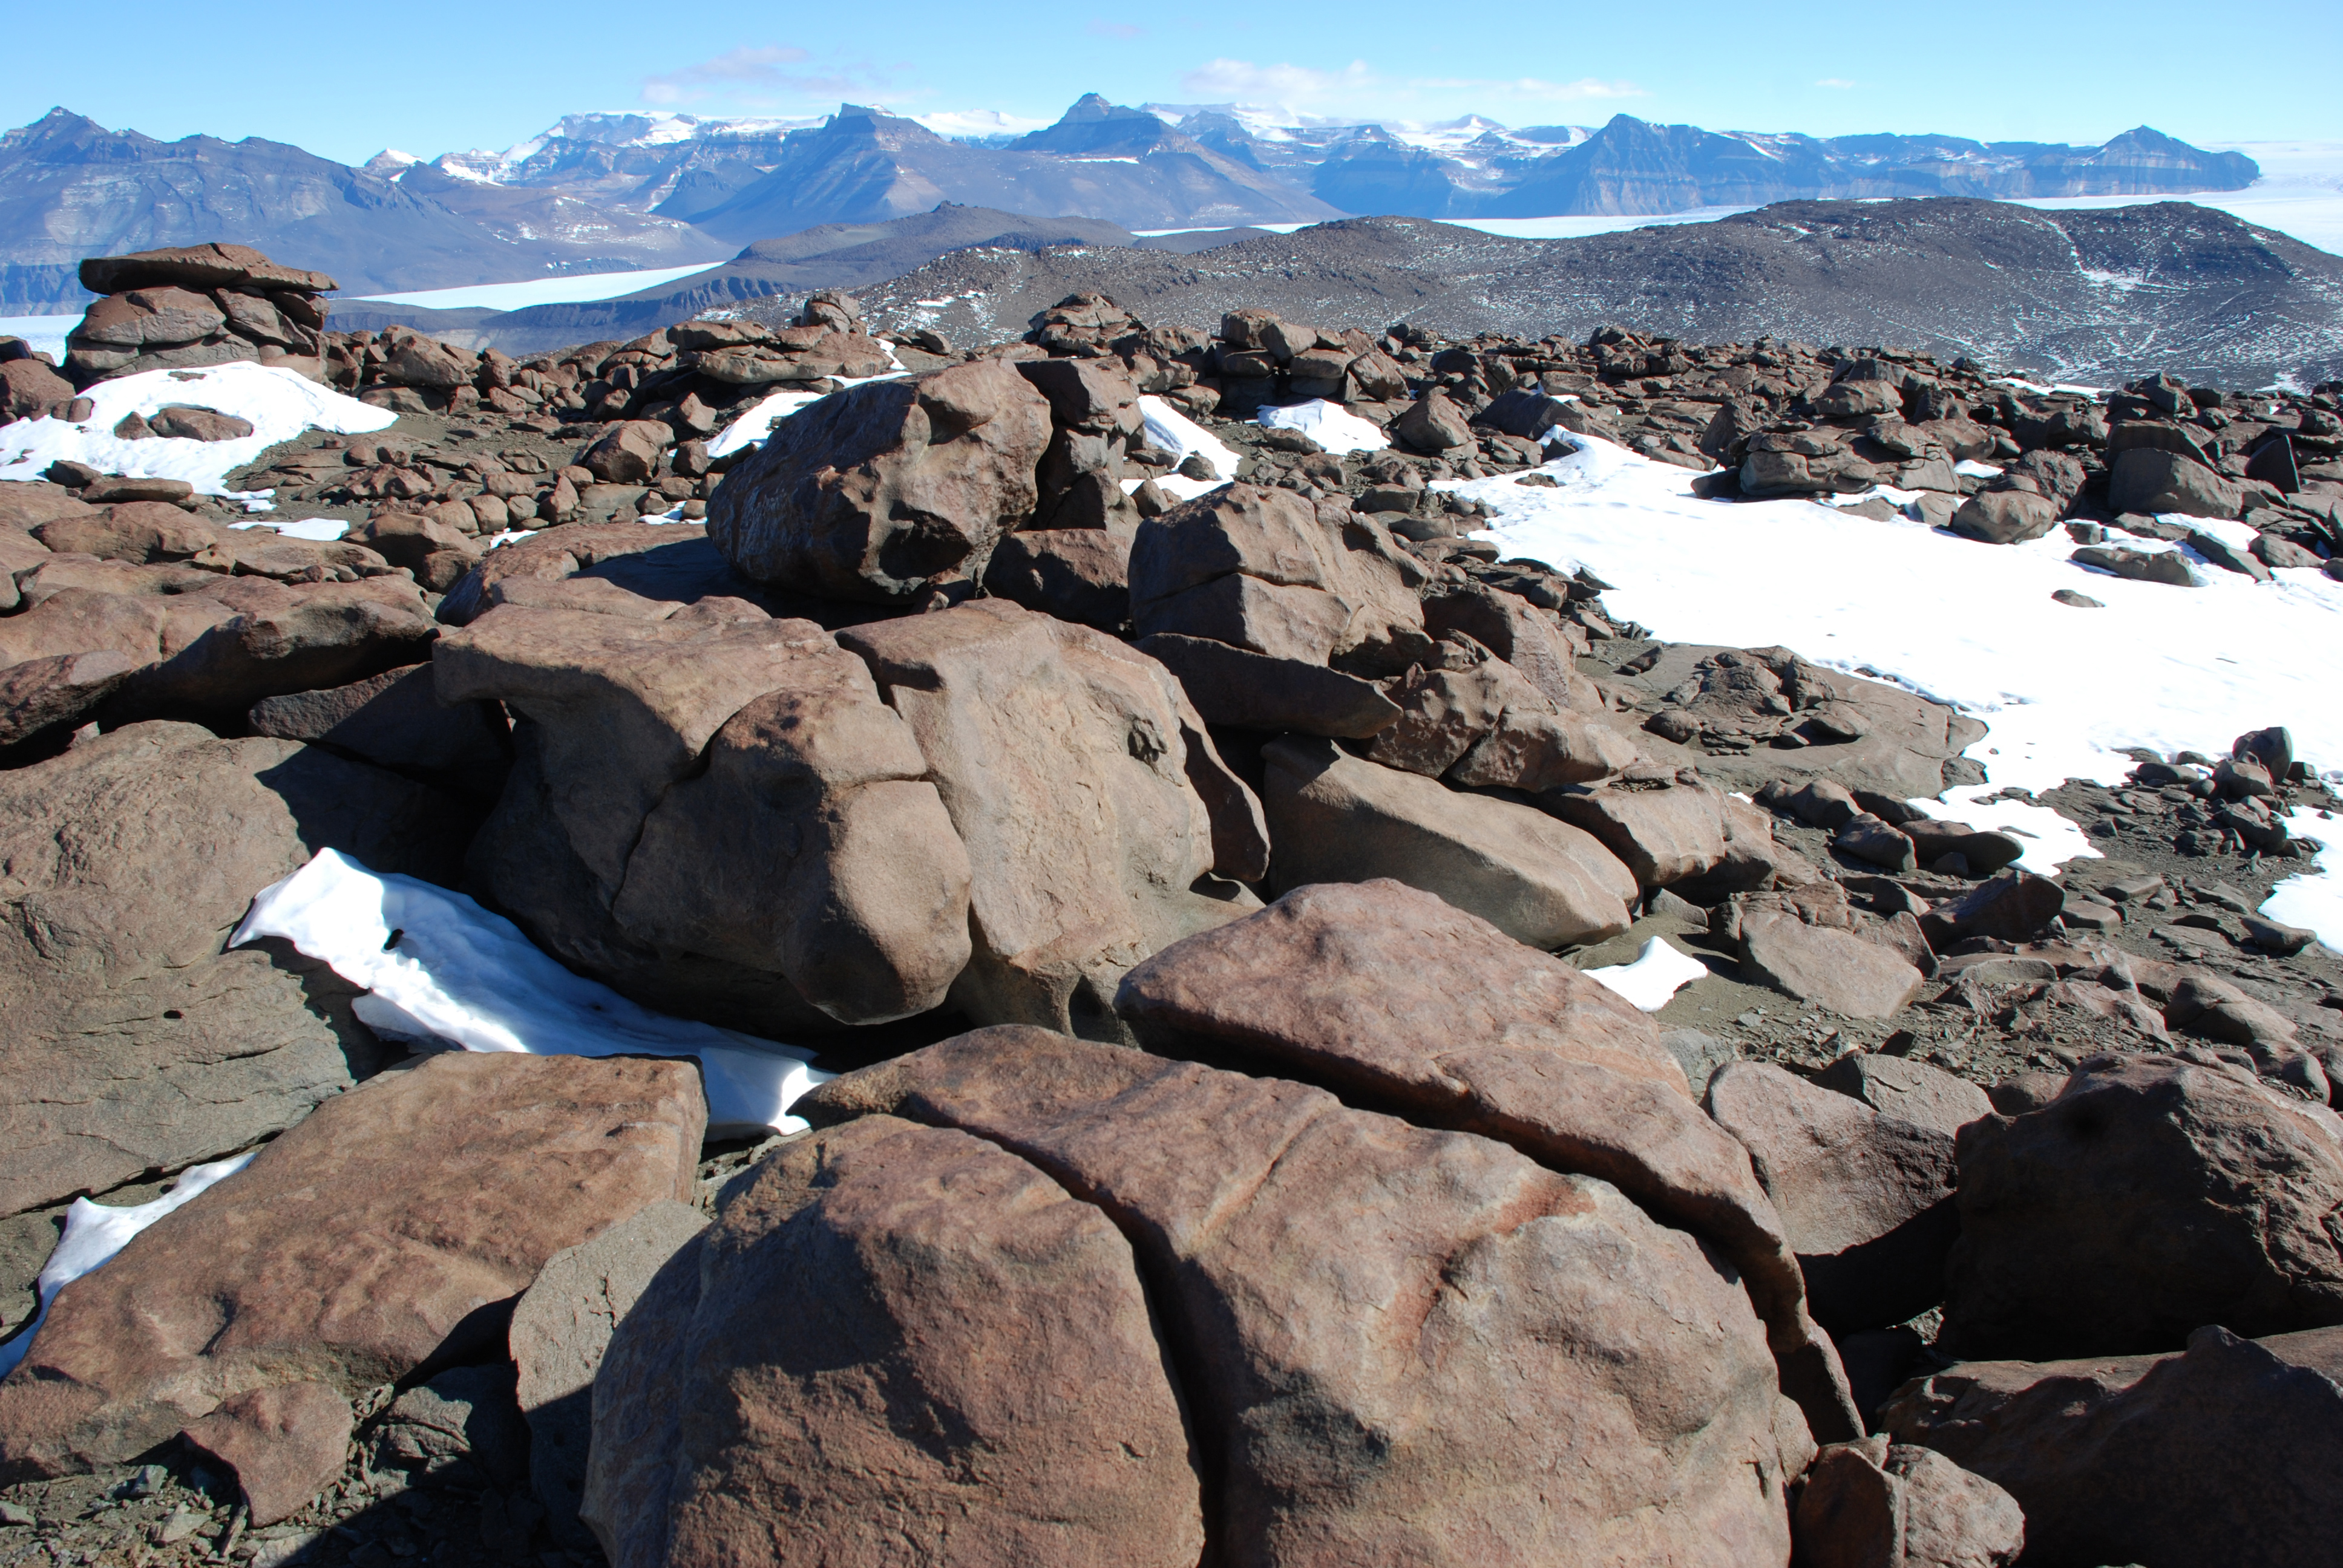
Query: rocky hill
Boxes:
[{"xmin": 823, "ymin": 200, "xmax": 2343, "ymax": 388}]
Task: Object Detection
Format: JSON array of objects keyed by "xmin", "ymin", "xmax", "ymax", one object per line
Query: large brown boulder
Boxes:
[
  {"xmin": 78, "ymin": 243, "xmax": 338, "ymax": 296},
  {"xmin": 1128, "ymin": 483, "xmax": 1431, "ymax": 675},
  {"xmin": 0, "ymin": 356, "xmax": 75, "ymax": 422},
  {"xmin": 1708, "ymin": 1062, "xmax": 1961, "ymax": 1334},
  {"xmin": 583, "ymin": 1114, "xmax": 1205, "ymax": 1568},
  {"xmin": 788, "ymin": 1028, "xmax": 1812, "ymax": 1566},
  {"xmin": 1117, "ymin": 879, "xmax": 1861, "ymax": 1441},
  {"xmin": 436, "ymin": 521, "xmax": 733, "ymax": 627},
  {"xmin": 0, "ymin": 721, "xmax": 474, "ymax": 1217},
  {"xmin": 838, "ymin": 599, "xmax": 1263, "ymax": 1033},
  {"xmin": 706, "ymin": 360, "xmax": 1053, "ymax": 604},
  {"xmin": 1941, "ymin": 1055, "xmax": 2343, "ymax": 1360},
  {"xmin": 1365, "ymin": 653, "xmax": 1639, "ymax": 791},
  {"xmin": 0, "ymin": 1051, "xmax": 704, "ymax": 1507},
  {"xmin": 1260, "ymin": 736, "xmax": 1637, "ymax": 949},
  {"xmin": 437, "ymin": 601, "xmax": 974, "ymax": 1032},
  {"xmin": 0, "ymin": 569, "xmax": 440, "ymax": 738},
  {"xmin": 1885, "ymin": 1324, "xmax": 2343, "ymax": 1568},
  {"xmin": 1016, "ymin": 355, "xmax": 1147, "ymax": 533}
]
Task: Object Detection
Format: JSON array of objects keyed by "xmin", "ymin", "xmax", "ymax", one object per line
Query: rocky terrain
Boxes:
[
  {"xmin": 0, "ymin": 244, "xmax": 2338, "ymax": 1567},
  {"xmin": 839, "ymin": 201, "xmax": 2343, "ymax": 388}
]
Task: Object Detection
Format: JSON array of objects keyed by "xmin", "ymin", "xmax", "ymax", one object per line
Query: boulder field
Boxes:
[{"xmin": 0, "ymin": 247, "xmax": 2337, "ymax": 1567}]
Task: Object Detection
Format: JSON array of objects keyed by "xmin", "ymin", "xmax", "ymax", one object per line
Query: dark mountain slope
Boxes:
[{"xmin": 822, "ymin": 199, "xmax": 2342, "ymax": 387}]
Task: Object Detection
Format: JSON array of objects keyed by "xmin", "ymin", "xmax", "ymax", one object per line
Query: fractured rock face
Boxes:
[
  {"xmin": 583, "ymin": 1114, "xmax": 1205, "ymax": 1568},
  {"xmin": 707, "ymin": 360, "xmax": 1053, "ymax": 604},
  {"xmin": 1886, "ymin": 1323, "xmax": 2343, "ymax": 1568},
  {"xmin": 1260, "ymin": 736, "xmax": 1637, "ymax": 950},
  {"xmin": 0, "ymin": 1051, "xmax": 704, "ymax": 1489},
  {"xmin": 1941, "ymin": 1055, "xmax": 2343, "ymax": 1360},
  {"xmin": 1708, "ymin": 1062, "xmax": 1961, "ymax": 1334},
  {"xmin": 436, "ymin": 601, "xmax": 972, "ymax": 1032},
  {"xmin": 1128, "ymin": 482, "xmax": 1430, "ymax": 675},
  {"xmin": 838, "ymin": 599, "xmax": 1261, "ymax": 1036},
  {"xmin": 1117, "ymin": 879, "xmax": 1860, "ymax": 1442},
  {"xmin": 0, "ymin": 722, "xmax": 473, "ymax": 1217},
  {"xmin": 1793, "ymin": 1436, "xmax": 2025, "ymax": 1568},
  {"xmin": 771, "ymin": 1028, "xmax": 1810, "ymax": 1567}
]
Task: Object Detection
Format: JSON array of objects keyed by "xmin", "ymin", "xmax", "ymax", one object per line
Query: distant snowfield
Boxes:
[
  {"xmin": 1459, "ymin": 434, "xmax": 2343, "ymax": 949},
  {"xmin": 349, "ymin": 261, "xmax": 722, "ymax": 313},
  {"xmin": 0, "ymin": 315, "xmax": 71, "ymax": 362}
]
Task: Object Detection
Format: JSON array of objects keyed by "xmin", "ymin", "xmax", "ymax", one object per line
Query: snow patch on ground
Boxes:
[
  {"xmin": 0, "ymin": 363, "xmax": 395, "ymax": 498},
  {"xmin": 350, "ymin": 264, "xmax": 722, "ymax": 313},
  {"xmin": 1139, "ymin": 394, "xmax": 1241, "ymax": 501},
  {"xmin": 232, "ymin": 849, "xmax": 831, "ymax": 1138},
  {"xmin": 1452, "ymin": 435, "xmax": 2343, "ymax": 946},
  {"xmin": 0, "ymin": 1151, "xmax": 255, "ymax": 1378},
  {"xmin": 1257, "ymin": 398, "xmax": 1389, "ymax": 455},
  {"xmin": 231, "ymin": 517, "xmax": 350, "ymax": 541},
  {"xmin": 1584, "ymin": 936, "xmax": 1711, "ymax": 1010},
  {"xmin": 708, "ymin": 389, "xmax": 825, "ymax": 459},
  {"xmin": 2264, "ymin": 809, "xmax": 2343, "ymax": 955}
]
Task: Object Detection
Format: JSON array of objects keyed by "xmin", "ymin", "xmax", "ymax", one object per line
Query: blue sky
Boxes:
[{"xmin": 8, "ymin": 0, "xmax": 2337, "ymax": 165}]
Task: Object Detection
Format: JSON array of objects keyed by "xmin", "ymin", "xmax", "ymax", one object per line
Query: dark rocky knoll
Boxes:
[{"xmin": 831, "ymin": 201, "xmax": 2343, "ymax": 387}]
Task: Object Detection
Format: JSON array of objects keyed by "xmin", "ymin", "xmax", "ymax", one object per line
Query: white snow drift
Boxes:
[
  {"xmin": 0, "ymin": 362, "xmax": 395, "ymax": 500},
  {"xmin": 232, "ymin": 849, "xmax": 831, "ymax": 1137},
  {"xmin": 0, "ymin": 1151, "xmax": 255, "ymax": 1378},
  {"xmin": 1257, "ymin": 397, "xmax": 1389, "ymax": 455},
  {"xmin": 1585, "ymin": 936, "xmax": 1714, "ymax": 1011},
  {"xmin": 1454, "ymin": 434, "xmax": 2343, "ymax": 949}
]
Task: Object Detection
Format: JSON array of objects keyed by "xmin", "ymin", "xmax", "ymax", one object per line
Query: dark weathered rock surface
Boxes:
[{"xmin": 0, "ymin": 1052, "xmax": 704, "ymax": 1496}]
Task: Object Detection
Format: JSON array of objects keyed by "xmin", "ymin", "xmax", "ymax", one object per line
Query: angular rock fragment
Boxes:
[
  {"xmin": 1261, "ymin": 736, "xmax": 1636, "ymax": 949},
  {"xmin": 1794, "ymin": 1436, "xmax": 2025, "ymax": 1568},
  {"xmin": 1708, "ymin": 1062, "xmax": 1960, "ymax": 1333},
  {"xmin": 0, "ymin": 1052, "xmax": 704, "ymax": 1487}
]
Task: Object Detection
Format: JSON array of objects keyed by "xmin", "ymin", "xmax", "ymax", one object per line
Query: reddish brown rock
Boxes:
[
  {"xmin": 583, "ymin": 1114, "xmax": 1204, "ymax": 1568},
  {"xmin": 1366, "ymin": 655, "xmax": 1636, "ymax": 789},
  {"xmin": 1128, "ymin": 483, "xmax": 1430, "ymax": 675},
  {"xmin": 0, "ymin": 721, "xmax": 473, "ymax": 1215},
  {"xmin": 1794, "ymin": 1436, "xmax": 2025, "ymax": 1568},
  {"xmin": 1941, "ymin": 1055, "xmax": 2343, "ymax": 1359},
  {"xmin": 981, "ymin": 526, "xmax": 1132, "ymax": 629},
  {"xmin": 1708, "ymin": 1061, "xmax": 1960, "ymax": 1333},
  {"xmin": 1260, "ymin": 736, "xmax": 1637, "ymax": 949},
  {"xmin": 0, "ymin": 1052, "xmax": 704, "ymax": 1483},
  {"xmin": 1886, "ymin": 1324, "xmax": 2343, "ymax": 1568},
  {"xmin": 838, "ymin": 600, "xmax": 1260, "ymax": 1034},
  {"xmin": 0, "ymin": 357, "xmax": 74, "ymax": 421},
  {"xmin": 436, "ymin": 520, "xmax": 708, "ymax": 627},
  {"xmin": 707, "ymin": 360, "xmax": 1052, "ymax": 604},
  {"xmin": 180, "ymin": 1382, "xmax": 354, "ymax": 1527},
  {"xmin": 1118, "ymin": 878, "xmax": 1861, "ymax": 1441},
  {"xmin": 1543, "ymin": 770, "xmax": 1742, "ymax": 887},
  {"xmin": 1817, "ymin": 1053, "xmax": 1994, "ymax": 1138},
  {"xmin": 32, "ymin": 501, "xmax": 218, "ymax": 562},
  {"xmin": 798, "ymin": 1028, "xmax": 1811, "ymax": 1567},
  {"xmin": 439, "ymin": 602, "xmax": 974, "ymax": 1030},
  {"xmin": 0, "ymin": 648, "xmax": 138, "ymax": 746}
]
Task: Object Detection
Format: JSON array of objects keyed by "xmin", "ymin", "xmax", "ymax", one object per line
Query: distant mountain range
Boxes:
[
  {"xmin": 0, "ymin": 96, "xmax": 2263, "ymax": 312},
  {"xmin": 0, "ymin": 109, "xmax": 731, "ymax": 311}
]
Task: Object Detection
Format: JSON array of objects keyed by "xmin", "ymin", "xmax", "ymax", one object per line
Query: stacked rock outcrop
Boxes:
[{"xmin": 63, "ymin": 244, "xmax": 336, "ymax": 385}]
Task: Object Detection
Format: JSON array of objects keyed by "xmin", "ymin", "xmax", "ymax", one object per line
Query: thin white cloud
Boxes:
[
  {"xmin": 1815, "ymin": 77, "xmax": 1858, "ymax": 90},
  {"xmin": 641, "ymin": 45, "xmax": 890, "ymax": 107},
  {"xmin": 1417, "ymin": 76, "xmax": 1645, "ymax": 101},
  {"xmin": 1179, "ymin": 58, "xmax": 1378, "ymax": 103}
]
